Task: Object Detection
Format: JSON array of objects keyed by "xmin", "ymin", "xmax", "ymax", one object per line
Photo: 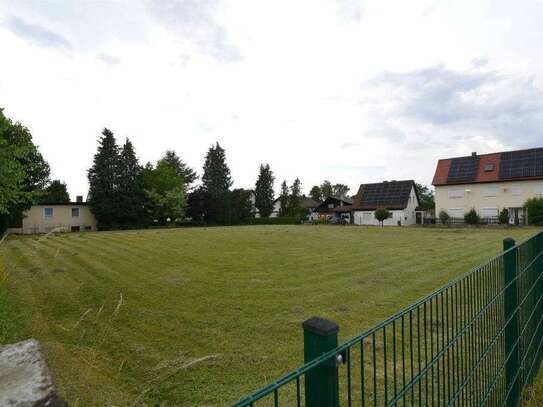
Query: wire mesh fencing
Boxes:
[{"xmin": 233, "ymin": 231, "xmax": 543, "ymax": 407}]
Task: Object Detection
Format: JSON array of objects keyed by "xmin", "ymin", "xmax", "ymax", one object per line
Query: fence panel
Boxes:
[{"xmin": 233, "ymin": 231, "xmax": 543, "ymax": 407}]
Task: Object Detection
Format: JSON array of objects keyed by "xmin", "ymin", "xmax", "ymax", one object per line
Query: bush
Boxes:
[
  {"xmin": 374, "ymin": 207, "xmax": 391, "ymax": 226},
  {"xmin": 464, "ymin": 208, "xmax": 480, "ymax": 225},
  {"xmin": 525, "ymin": 197, "xmax": 543, "ymax": 225},
  {"xmin": 438, "ymin": 210, "xmax": 450, "ymax": 225},
  {"xmin": 498, "ymin": 208, "xmax": 509, "ymax": 225}
]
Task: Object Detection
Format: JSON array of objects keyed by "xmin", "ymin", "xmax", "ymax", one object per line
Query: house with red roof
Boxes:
[{"xmin": 432, "ymin": 147, "xmax": 543, "ymax": 224}]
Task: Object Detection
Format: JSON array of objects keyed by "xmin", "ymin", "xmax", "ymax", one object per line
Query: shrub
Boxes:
[
  {"xmin": 498, "ymin": 208, "xmax": 509, "ymax": 225},
  {"xmin": 525, "ymin": 197, "xmax": 543, "ymax": 225},
  {"xmin": 438, "ymin": 210, "xmax": 450, "ymax": 225},
  {"xmin": 374, "ymin": 207, "xmax": 391, "ymax": 226},
  {"xmin": 464, "ymin": 208, "xmax": 480, "ymax": 225}
]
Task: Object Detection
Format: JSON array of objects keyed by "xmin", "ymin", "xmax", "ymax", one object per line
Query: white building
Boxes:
[
  {"xmin": 350, "ymin": 180, "xmax": 421, "ymax": 226},
  {"xmin": 433, "ymin": 148, "xmax": 543, "ymax": 224}
]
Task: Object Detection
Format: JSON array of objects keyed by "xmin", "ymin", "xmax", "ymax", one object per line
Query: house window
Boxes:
[
  {"xmin": 84, "ymin": 226, "xmax": 92, "ymax": 231},
  {"xmin": 448, "ymin": 190, "xmax": 464, "ymax": 199},
  {"xmin": 328, "ymin": 203, "xmax": 334, "ymax": 209},
  {"xmin": 481, "ymin": 207, "xmax": 498, "ymax": 217},
  {"xmin": 482, "ymin": 187, "xmax": 498, "ymax": 197},
  {"xmin": 71, "ymin": 226, "xmax": 80, "ymax": 232},
  {"xmin": 43, "ymin": 207, "xmax": 54, "ymax": 218},
  {"xmin": 484, "ymin": 163, "xmax": 494, "ymax": 172},
  {"xmin": 71, "ymin": 208, "xmax": 80, "ymax": 217},
  {"xmin": 511, "ymin": 187, "xmax": 522, "ymax": 196},
  {"xmin": 448, "ymin": 208, "xmax": 464, "ymax": 218}
]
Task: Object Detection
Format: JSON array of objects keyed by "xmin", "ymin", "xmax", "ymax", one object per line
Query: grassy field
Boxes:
[{"xmin": 0, "ymin": 225, "xmax": 540, "ymax": 406}]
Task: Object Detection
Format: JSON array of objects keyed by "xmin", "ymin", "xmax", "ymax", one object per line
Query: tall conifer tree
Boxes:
[
  {"xmin": 117, "ymin": 138, "xmax": 145, "ymax": 226},
  {"xmin": 288, "ymin": 178, "xmax": 303, "ymax": 216},
  {"xmin": 254, "ymin": 164, "xmax": 275, "ymax": 218},
  {"xmin": 159, "ymin": 150, "xmax": 197, "ymax": 188},
  {"xmin": 88, "ymin": 128, "xmax": 120, "ymax": 229},
  {"xmin": 278, "ymin": 180, "xmax": 289, "ymax": 217},
  {"xmin": 201, "ymin": 143, "xmax": 232, "ymax": 223}
]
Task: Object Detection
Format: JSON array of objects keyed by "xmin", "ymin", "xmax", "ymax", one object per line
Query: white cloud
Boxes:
[{"xmin": 1, "ymin": 0, "xmax": 543, "ymax": 198}]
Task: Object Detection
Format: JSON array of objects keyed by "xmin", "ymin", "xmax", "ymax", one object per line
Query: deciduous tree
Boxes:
[
  {"xmin": 309, "ymin": 185, "xmax": 322, "ymax": 202},
  {"xmin": 0, "ymin": 109, "xmax": 50, "ymax": 231}
]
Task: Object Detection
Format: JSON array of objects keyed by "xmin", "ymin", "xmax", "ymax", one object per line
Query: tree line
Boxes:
[
  {"xmin": 86, "ymin": 128, "xmax": 319, "ymax": 228},
  {"xmin": 1, "ymin": 108, "xmax": 441, "ymax": 233}
]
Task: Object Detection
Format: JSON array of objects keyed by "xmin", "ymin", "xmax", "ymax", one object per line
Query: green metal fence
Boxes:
[{"xmin": 233, "ymin": 231, "xmax": 543, "ymax": 406}]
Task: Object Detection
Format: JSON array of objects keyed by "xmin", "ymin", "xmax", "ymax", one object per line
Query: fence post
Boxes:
[
  {"xmin": 302, "ymin": 317, "xmax": 340, "ymax": 407},
  {"xmin": 503, "ymin": 238, "xmax": 520, "ymax": 407}
]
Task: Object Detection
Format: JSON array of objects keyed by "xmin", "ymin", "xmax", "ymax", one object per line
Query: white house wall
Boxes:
[
  {"xmin": 352, "ymin": 185, "xmax": 419, "ymax": 226},
  {"xmin": 435, "ymin": 180, "xmax": 543, "ymax": 218}
]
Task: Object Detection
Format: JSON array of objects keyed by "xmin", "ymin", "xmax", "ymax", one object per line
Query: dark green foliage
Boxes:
[
  {"xmin": 186, "ymin": 188, "xmax": 208, "ymax": 222},
  {"xmin": 464, "ymin": 208, "xmax": 480, "ymax": 225},
  {"xmin": 439, "ymin": 210, "xmax": 450, "ymax": 225},
  {"xmin": 320, "ymin": 180, "xmax": 333, "ymax": 198},
  {"xmin": 39, "ymin": 180, "xmax": 70, "ymax": 203},
  {"xmin": 499, "ymin": 208, "xmax": 510, "ymax": 225},
  {"xmin": 142, "ymin": 161, "xmax": 186, "ymax": 224},
  {"xmin": 0, "ymin": 109, "xmax": 50, "ymax": 232},
  {"xmin": 201, "ymin": 143, "xmax": 232, "ymax": 223},
  {"xmin": 374, "ymin": 207, "xmax": 391, "ymax": 226},
  {"xmin": 309, "ymin": 185, "xmax": 322, "ymax": 202},
  {"xmin": 332, "ymin": 184, "xmax": 350, "ymax": 198},
  {"xmin": 278, "ymin": 180, "xmax": 289, "ymax": 217},
  {"xmin": 287, "ymin": 178, "xmax": 303, "ymax": 216},
  {"xmin": 229, "ymin": 189, "xmax": 252, "ymax": 224},
  {"xmin": 525, "ymin": 197, "xmax": 543, "ymax": 225},
  {"xmin": 313, "ymin": 181, "xmax": 349, "ymax": 200},
  {"xmin": 88, "ymin": 128, "xmax": 120, "ymax": 229},
  {"xmin": 117, "ymin": 139, "xmax": 146, "ymax": 226},
  {"xmin": 159, "ymin": 150, "xmax": 197, "ymax": 188},
  {"xmin": 415, "ymin": 183, "xmax": 435, "ymax": 211},
  {"xmin": 254, "ymin": 164, "xmax": 275, "ymax": 218}
]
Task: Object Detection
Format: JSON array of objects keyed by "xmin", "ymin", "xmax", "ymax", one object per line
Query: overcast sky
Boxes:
[{"xmin": 1, "ymin": 0, "xmax": 543, "ymax": 199}]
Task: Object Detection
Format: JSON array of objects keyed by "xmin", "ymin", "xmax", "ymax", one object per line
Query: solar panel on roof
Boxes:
[
  {"xmin": 499, "ymin": 148, "xmax": 543, "ymax": 180},
  {"xmin": 447, "ymin": 156, "xmax": 480, "ymax": 183},
  {"xmin": 359, "ymin": 181, "xmax": 412, "ymax": 208}
]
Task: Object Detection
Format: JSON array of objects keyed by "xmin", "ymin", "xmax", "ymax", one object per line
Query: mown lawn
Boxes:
[{"xmin": 0, "ymin": 225, "xmax": 539, "ymax": 406}]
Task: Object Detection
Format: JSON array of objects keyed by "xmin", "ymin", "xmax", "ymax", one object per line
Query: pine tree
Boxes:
[
  {"xmin": 278, "ymin": 180, "xmax": 289, "ymax": 217},
  {"xmin": 159, "ymin": 150, "xmax": 198, "ymax": 188},
  {"xmin": 254, "ymin": 164, "xmax": 275, "ymax": 218},
  {"xmin": 117, "ymin": 138, "xmax": 145, "ymax": 226},
  {"xmin": 40, "ymin": 180, "xmax": 70, "ymax": 203},
  {"xmin": 88, "ymin": 128, "xmax": 120, "ymax": 229},
  {"xmin": 201, "ymin": 143, "xmax": 232, "ymax": 223},
  {"xmin": 288, "ymin": 178, "xmax": 303, "ymax": 216}
]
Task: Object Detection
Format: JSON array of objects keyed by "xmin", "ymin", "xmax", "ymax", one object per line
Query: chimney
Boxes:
[
  {"xmin": 471, "ymin": 152, "xmax": 477, "ymax": 157},
  {"xmin": 76, "ymin": 196, "xmax": 83, "ymax": 203}
]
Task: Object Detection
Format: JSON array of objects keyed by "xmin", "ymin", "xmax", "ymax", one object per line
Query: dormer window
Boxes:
[{"xmin": 484, "ymin": 163, "xmax": 494, "ymax": 172}]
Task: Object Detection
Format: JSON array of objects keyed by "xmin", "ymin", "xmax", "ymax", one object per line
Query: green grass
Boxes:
[{"xmin": 0, "ymin": 225, "xmax": 539, "ymax": 406}]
